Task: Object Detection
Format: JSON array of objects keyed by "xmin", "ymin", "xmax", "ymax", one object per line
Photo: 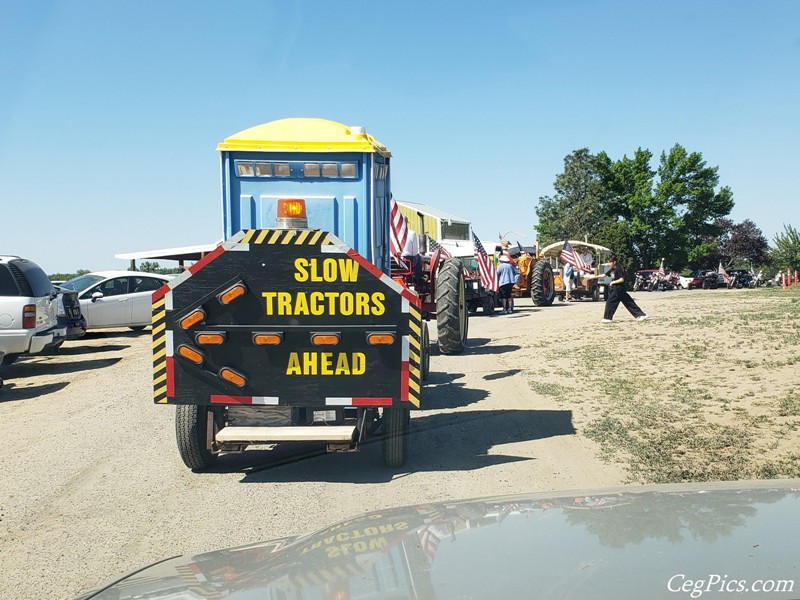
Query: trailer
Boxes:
[{"xmin": 153, "ymin": 118, "xmax": 465, "ymax": 470}]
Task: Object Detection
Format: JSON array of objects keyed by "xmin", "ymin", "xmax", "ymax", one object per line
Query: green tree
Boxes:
[
  {"xmin": 656, "ymin": 144, "xmax": 734, "ymax": 269},
  {"xmin": 535, "ymin": 149, "xmax": 614, "ymax": 245},
  {"xmin": 771, "ymin": 224, "xmax": 800, "ymax": 271},
  {"xmin": 536, "ymin": 144, "xmax": 734, "ymax": 276}
]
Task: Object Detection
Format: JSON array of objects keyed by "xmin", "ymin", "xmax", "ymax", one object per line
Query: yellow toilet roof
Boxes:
[{"xmin": 216, "ymin": 118, "xmax": 390, "ymax": 157}]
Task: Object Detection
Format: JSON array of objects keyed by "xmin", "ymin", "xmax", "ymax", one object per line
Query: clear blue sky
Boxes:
[{"xmin": 1, "ymin": 0, "xmax": 798, "ymax": 274}]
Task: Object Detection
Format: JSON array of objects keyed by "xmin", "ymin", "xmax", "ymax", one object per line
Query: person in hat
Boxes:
[
  {"xmin": 603, "ymin": 255, "xmax": 648, "ymax": 322},
  {"xmin": 497, "ymin": 253, "xmax": 520, "ymax": 314}
]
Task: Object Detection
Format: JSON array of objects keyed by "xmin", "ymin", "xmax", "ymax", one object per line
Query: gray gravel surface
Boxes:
[{"xmin": 0, "ymin": 297, "xmax": 623, "ymax": 599}]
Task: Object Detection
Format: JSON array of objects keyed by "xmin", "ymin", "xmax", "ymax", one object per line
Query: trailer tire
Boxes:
[
  {"xmin": 176, "ymin": 404, "xmax": 219, "ymax": 471},
  {"xmin": 436, "ymin": 258, "xmax": 468, "ymax": 355},
  {"xmin": 531, "ymin": 261, "xmax": 555, "ymax": 306},
  {"xmin": 382, "ymin": 405, "xmax": 410, "ymax": 467}
]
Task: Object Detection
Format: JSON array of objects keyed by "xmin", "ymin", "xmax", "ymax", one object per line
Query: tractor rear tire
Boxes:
[
  {"xmin": 382, "ymin": 405, "xmax": 410, "ymax": 467},
  {"xmin": 436, "ymin": 258, "xmax": 468, "ymax": 355},
  {"xmin": 176, "ymin": 404, "xmax": 219, "ymax": 471},
  {"xmin": 530, "ymin": 261, "xmax": 555, "ymax": 306}
]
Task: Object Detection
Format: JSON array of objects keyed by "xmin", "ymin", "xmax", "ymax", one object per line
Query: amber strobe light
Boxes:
[
  {"xmin": 367, "ymin": 332, "xmax": 395, "ymax": 345},
  {"xmin": 177, "ymin": 345, "xmax": 204, "ymax": 365},
  {"xmin": 277, "ymin": 198, "xmax": 307, "ymax": 218},
  {"xmin": 219, "ymin": 367, "xmax": 246, "ymax": 387},
  {"xmin": 218, "ymin": 283, "xmax": 246, "ymax": 305},
  {"xmin": 276, "ymin": 198, "xmax": 308, "ymax": 229},
  {"xmin": 179, "ymin": 308, "xmax": 206, "ymax": 330}
]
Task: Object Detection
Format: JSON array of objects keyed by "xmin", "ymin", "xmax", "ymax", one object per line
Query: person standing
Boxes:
[
  {"xmin": 562, "ymin": 260, "xmax": 575, "ymax": 301},
  {"xmin": 497, "ymin": 254, "xmax": 520, "ymax": 314},
  {"xmin": 603, "ymin": 255, "xmax": 648, "ymax": 322}
]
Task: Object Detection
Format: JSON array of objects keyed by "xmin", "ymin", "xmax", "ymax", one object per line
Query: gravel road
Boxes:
[{"xmin": 0, "ymin": 295, "xmax": 624, "ymax": 599}]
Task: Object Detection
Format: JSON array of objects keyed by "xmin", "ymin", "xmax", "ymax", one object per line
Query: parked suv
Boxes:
[{"xmin": 0, "ymin": 255, "xmax": 66, "ymax": 366}]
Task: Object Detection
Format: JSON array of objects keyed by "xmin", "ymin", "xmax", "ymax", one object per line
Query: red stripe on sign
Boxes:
[
  {"xmin": 346, "ymin": 248, "xmax": 384, "ymax": 279},
  {"xmin": 188, "ymin": 244, "xmax": 225, "ymax": 275},
  {"xmin": 352, "ymin": 397, "xmax": 393, "ymax": 406},
  {"xmin": 400, "ymin": 361, "xmax": 409, "ymax": 401},
  {"xmin": 166, "ymin": 356, "xmax": 175, "ymax": 397},
  {"xmin": 210, "ymin": 395, "xmax": 252, "ymax": 404},
  {"xmin": 152, "ymin": 282, "xmax": 170, "ymax": 302},
  {"xmin": 401, "ymin": 288, "xmax": 421, "ymax": 306}
]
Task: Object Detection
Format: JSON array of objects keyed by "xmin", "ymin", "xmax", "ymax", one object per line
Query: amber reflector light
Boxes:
[
  {"xmin": 179, "ymin": 309, "xmax": 205, "ymax": 330},
  {"xmin": 253, "ymin": 333, "xmax": 283, "ymax": 345},
  {"xmin": 219, "ymin": 368, "xmax": 246, "ymax": 387},
  {"xmin": 218, "ymin": 283, "xmax": 246, "ymax": 305},
  {"xmin": 367, "ymin": 333, "xmax": 395, "ymax": 345},
  {"xmin": 177, "ymin": 345, "xmax": 204, "ymax": 365},
  {"xmin": 196, "ymin": 333, "xmax": 225, "ymax": 345},
  {"xmin": 311, "ymin": 333, "xmax": 340, "ymax": 346}
]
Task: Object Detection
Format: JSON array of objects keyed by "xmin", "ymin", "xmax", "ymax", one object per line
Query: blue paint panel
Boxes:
[
  {"xmin": 220, "ymin": 149, "xmax": 390, "ymax": 270},
  {"xmin": 239, "ymin": 195, "xmax": 255, "ymax": 229},
  {"xmin": 342, "ymin": 196, "xmax": 358, "ymax": 250}
]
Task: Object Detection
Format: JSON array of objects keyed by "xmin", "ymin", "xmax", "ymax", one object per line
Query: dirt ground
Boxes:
[{"xmin": 0, "ymin": 286, "xmax": 798, "ymax": 599}]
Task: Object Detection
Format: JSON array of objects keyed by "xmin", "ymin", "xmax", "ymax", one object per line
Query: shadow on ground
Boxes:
[
  {"xmin": 0, "ymin": 381, "xmax": 70, "ymax": 402},
  {"xmin": 202, "ymin": 407, "xmax": 576, "ymax": 484},
  {"xmin": 7, "ymin": 357, "xmax": 122, "ymax": 378}
]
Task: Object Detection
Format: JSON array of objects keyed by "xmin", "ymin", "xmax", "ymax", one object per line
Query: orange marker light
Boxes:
[
  {"xmin": 196, "ymin": 333, "xmax": 226, "ymax": 345},
  {"xmin": 311, "ymin": 333, "xmax": 340, "ymax": 346},
  {"xmin": 253, "ymin": 332, "xmax": 283, "ymax": 346},
  {"xmin": 177, "ymin": 345, "xmax": 204, "ymax": 365},
  {"xmin": 218, "ymin": 283, "xmax": 246, "ymax": 305},
  {"xmin": 277, "ymin": 198, "xmax": 307, "ymax": 219},
  {"xmin": 367, "ymin": 333, "xmax": 395, "ymax": 345},
  {"xmin": 219, "ymin": 367, "xmax": 246, "ymax": 387},
  {"xmin": 179, "ymin": 309, "xmax": 206, "ymax": 330}
]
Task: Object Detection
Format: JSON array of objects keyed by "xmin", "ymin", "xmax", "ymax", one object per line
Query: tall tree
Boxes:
[
  {"xmin": 771, "ymin": 224, "xmax": 800, "ymax": 272},
  {"xmin": 535, "ymin": 149, "xmax": 613, "ymax": 245},
  {"xmin": 656, "ymin": 144, "xmax": 734, "ymax": 268},
  {"xmin": 721, "ymin": 219, "xmax": 770, "ymax": 267}
]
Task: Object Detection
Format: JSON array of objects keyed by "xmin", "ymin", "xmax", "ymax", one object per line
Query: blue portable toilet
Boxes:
[{"xmin": 216, "ymin": 118, "xmax": 392, "ymax": 273}]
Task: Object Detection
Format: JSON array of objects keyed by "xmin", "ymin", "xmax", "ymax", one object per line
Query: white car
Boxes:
[
  {"xmin": 58, "ymin": 271, "xmax": 173, "ymax": 330},
  {"xmin": 676, "ymin": 274, "xmax": 694, "ymax": 289}
]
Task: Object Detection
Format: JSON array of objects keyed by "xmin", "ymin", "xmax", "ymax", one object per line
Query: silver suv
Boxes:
[{"xmin": 0, "ymin": 255, "xmax": 66, "ymax": 366}]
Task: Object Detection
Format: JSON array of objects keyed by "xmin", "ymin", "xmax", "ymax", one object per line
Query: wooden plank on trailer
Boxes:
[{"xmin": 216, "ymin": 425, "xmax": 356, "ymax": 444}]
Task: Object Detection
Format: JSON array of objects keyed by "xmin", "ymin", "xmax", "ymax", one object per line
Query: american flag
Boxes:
[
  {"xmin": 389, "ymin": 197, "xmax": 407, "ymax": 260},
  {"xmin": 428, "ymin": 237, "xmax": 452, "ymax": 259},
  {"xmin": 658, "ymin": 258, "xmax": 666, "ymax": 276},
  {"xmin": 472, "ymin": 231, "xmax": 498, "ymax": 292},
  {"xmin": 718, "ymin": 261, "xmax": 731, "ymax": 284},
  {"xmin": 560, "ymin": 241, "xmax": 591, "ymax": 274}
]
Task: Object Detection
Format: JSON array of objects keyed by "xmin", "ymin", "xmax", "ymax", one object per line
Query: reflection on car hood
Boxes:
[{"xmin": 79, "ymin": 479, "xmax": 800, "ymax": 599}]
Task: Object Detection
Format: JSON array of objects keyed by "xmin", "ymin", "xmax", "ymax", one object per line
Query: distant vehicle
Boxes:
[
  {"xmin": 676, "ymin": 274, "xmax": 694, "ymax": 289},
  {"xmin": 727, "ymin": 269, "xmax": 754, "ymax": 289},
  {"xmin": 0, "ymin": 255, "xmax": 66, "ymax": 368},
  {"xmin": 54, "ymin": 285, "xmax": 87, "ymax": 340},
  {"xmin": 75, "ymin": 479, "xmax": 800, "ymax": 600},
  {"xmin": 688, "ymin": 269, "xmax": 719, "ymax": 289},
  {"xmin": 59, "ymin": 271, "xmax": 173, "ymax": 330}
]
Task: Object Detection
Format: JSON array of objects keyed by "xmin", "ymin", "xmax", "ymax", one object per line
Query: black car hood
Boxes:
[{"xmin": 79, "ymin": 479, "xmax": 800, "ymax": 599}]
